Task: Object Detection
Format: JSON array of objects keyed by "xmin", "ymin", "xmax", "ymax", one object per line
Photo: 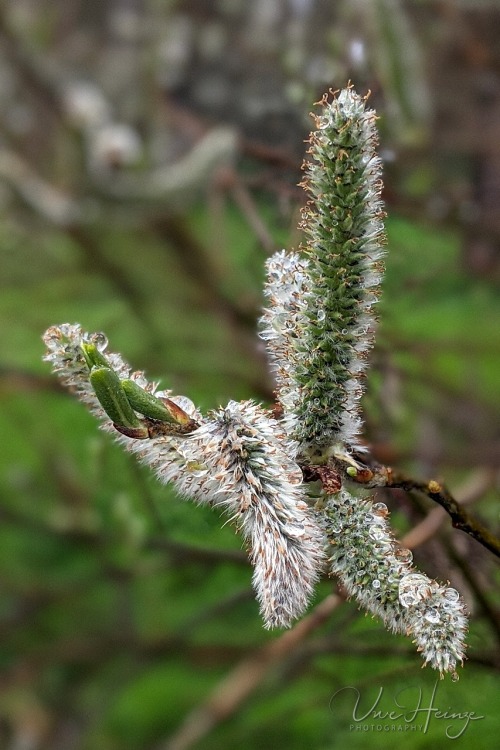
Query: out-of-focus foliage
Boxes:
[{"xmin": 0, "ymin": 1, "xmax": 499, "ymax": 749}]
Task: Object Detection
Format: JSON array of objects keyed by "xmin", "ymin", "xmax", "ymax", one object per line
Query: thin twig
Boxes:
[
  {"xmin": 401, "ymin": 468, "xmax": 497, "ymax": 550},
  {"xmin": 389, "ymin": 471, "xmax": 500, "ymax": 558},
  {"xmin": 323, "ymin": 459, "xmax": 500, "ymax": 559}
]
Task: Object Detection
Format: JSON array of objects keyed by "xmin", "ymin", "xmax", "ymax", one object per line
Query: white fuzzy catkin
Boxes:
[
  {"xmin": 324, "ymin": 490, "xmax": 467, "ymax": 676},
  {"xmin": 43, "ymin": 324, "xmax": 325, "ymax": 628},
  {"xmin": 259, "ymin": 250, "xmax": 310, "ymax": 429},
  {"xmin": 187, "ymin": 401, "xmax": 325, "ymax": 629}
]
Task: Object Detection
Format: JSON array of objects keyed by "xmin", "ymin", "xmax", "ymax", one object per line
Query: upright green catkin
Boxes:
[{"xmin": 295, "ymin": 87, "xmax": 386, "ymax": 457}]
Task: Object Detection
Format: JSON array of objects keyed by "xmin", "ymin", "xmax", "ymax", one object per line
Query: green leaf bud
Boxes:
[
  {"xmin": 81, "ymin": 342, "xmax": 109, "ymax": 370},
  {"xmin": 89, "ymin": 366, "xmax": 147, "ymax": 435},
  {"xmin": 121, "ymin": 379, "xmax": 178, "ymax": 423}
]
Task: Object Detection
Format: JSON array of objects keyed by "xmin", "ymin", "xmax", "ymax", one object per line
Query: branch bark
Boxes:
[{"xmin": 305, "ymin": 460, "xmax": 500, "ymax": 559}]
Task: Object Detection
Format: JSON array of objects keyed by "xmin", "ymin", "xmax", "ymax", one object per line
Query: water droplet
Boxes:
[
  {"xmin": 398, "ymin": 573, "xmax": 430, "ymax": 608},
  {"xmin": 59, "ymin": 323, "xmax": 79, "ymax": 338},
  {"xmin": 154, "ymin": 389, "xmax": 171, "ymax": 401},
  {"xmin": 372, "ymin": 579, "xmax": 381, "ymax": 589},
  {"xmin": 443, "ymin": 588, "xmax": 460, "ymax": 603},
  {"xmin": 44, "ymin": 328, "xmax": 62, "ymax": 350},
  {"xmin": 368, "ymin": 525, "xmax": 385, "ymax": 542},
  {"xmin": 284, "ymin": 523, "xmax": 305, "ymax": 538},
  {"xmin": 451, "ymin": 671, "xmax": 460, "ymax": 683},
  {"xmin": 399, "ymin": 592, "xmax": 415, "ymax": 607},
  {"xmin": 372, "ymin": 502, "xmax": 388, "ymax": 517},
  {"xmin": 395, "ymin": 547, "xmax": 413, "ymax": 565},
  {"xmin": 317, "ymin": 309, "xmax": 326, "ymax": 322},
  {"xmin": 354, "ymin": 325, "xmax": 369, "ymax": 336},
  {"xmin": 367, "ymin": 512, "xmax": 385, "ymax": 526},
  {"xmin": 130, "ymin": 371, "xmax": 148, "ymax": 389},
  {"xmin": 424, "ymin": 607, "xmax": 441, "ymax": 624},
  {"xmin": 92, "ymin": 332, "xmax": 108, "ymax": 351}
]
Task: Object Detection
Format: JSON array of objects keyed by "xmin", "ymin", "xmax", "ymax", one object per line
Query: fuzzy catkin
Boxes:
[
  {"xmin": 193, "ymin": 401, "xmax": 325, "ymax": 629},
  {"xmin": 43, "ymin": 324, "xmax": 325, "ymax": 628},
  {"xmin": 260, "ymin": 250, "xmax": 310, "ymax": 430},
  {"xmin": 294, "ymin": 88, "xmax": 386, "ymax": 453},
  {"xmin": 323, "ymin": 490, "xmax": 467, "ymax": 676}
]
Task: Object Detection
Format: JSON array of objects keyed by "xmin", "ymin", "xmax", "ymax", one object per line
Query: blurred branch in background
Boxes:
[{"xmin": 158, "ymin": 594, "xmax": 343, "ymax": 750}]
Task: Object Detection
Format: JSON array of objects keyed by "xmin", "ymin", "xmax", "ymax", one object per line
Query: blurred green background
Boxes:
[{"xmin": 0, "ymin": 1, "xmax": 499, "ymax": 749}]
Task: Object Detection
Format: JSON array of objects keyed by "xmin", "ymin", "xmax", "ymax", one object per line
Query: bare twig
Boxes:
[
  {"xmin": 401, "ymin": 467, "xmax": 497, "ymax": 550},
  {"xmin": 388, "ymin": 471, "xmax": 500, "ymax": 557},
  {"xmin": 401, "ymin": 468, "xmax": 497, "ymax": 549},
  {"xmin": 320, "ymin": 459, "xmax": 500, "ymax": 559}
]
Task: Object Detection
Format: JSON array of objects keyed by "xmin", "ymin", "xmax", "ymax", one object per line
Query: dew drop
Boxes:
[
  {"xmin": 424, "ymin": 607, "xmax": 441, "ymax": 624},
  {"xmin": 398, "ymin": 573, "xmax": 429, "ymax": 608},
  {"xmin": 372, "ymin": 579, "xmax": 381, "ymax": 589},
  {"xmin": 44, "ymin": 328, "xmax": 62, "ymax": 350},
  {"xmin": 284, "ymin": 523, "xmax": 305, "ymax": 538},
  {"xmin": 92, "ymin": 332, "xmax": 108, "ymax": 351},
  {"xmin": 368, "ymin": 525, "xmax": 385, "ymax": 542},
  {"xmin": 372, "ymin": 502, "xmax": 388, "ymax": 517},
  {"xmin": 398, "ymin": 590, "xmax": 415, "ymax": 607},
  {"xmin": 154, "ymin": 389, "xmax": 172, "ymax": 401},
  {"xmin": 59, "ymin": 323, "xmax": 79, "ymax": 338},
  {"xmin": 395, "ymin": 547, "xmax": 413, "ymax": 565},
  {"xmin": 443, "ymin": 588, "xmax": 460, "ymax": 603},
  {"xmin": 130, "ymin": 371, "xmax": 148, "ymax": 389},
  {"xmin": 451, "ymin": 671, "xmax": 460, "ymax": 683}
]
